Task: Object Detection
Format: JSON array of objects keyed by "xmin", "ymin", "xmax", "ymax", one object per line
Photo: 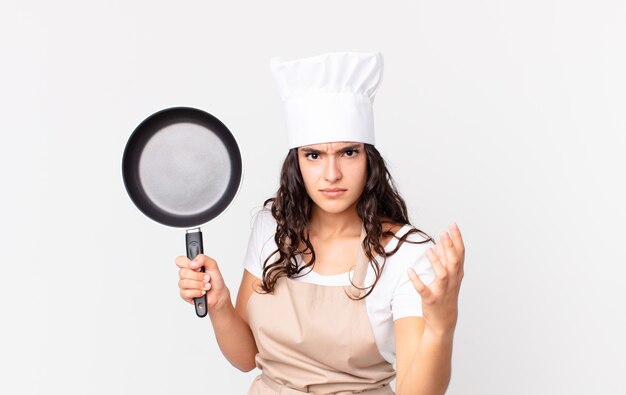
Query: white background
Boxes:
[{"xmin": 1, "ymin": 1, "xmax": 624, "ymax": 394}]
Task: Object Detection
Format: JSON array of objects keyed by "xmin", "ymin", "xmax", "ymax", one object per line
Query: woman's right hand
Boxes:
[{"xmin": 175, "ymin": 254, "xmax": 230, "ymax": 312}]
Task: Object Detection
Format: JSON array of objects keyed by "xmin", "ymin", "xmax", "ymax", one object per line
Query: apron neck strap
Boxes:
[{"xmin": 348, "ymin": 225, "xmax": 370, "ymax": 298}]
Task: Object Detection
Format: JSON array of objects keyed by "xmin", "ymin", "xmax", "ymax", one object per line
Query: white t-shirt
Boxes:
[{"xmin": 242, "ymin": 206, "xmax": 436, "ymax": 365}]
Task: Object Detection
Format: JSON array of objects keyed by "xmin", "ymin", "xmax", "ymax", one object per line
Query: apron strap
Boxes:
[{"xmin": 348, "ymin": 225, "xmax": 370, "ymax": 298}]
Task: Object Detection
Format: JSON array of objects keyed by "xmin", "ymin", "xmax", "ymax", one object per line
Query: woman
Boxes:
[{"xmin": 175, "ymin": 52, "xmax": 465, "ymax": 394}]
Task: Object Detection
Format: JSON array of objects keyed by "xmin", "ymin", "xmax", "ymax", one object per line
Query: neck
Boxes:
[{"xmin": 309, "ymin": 202, "xmax": 362, "ymax": 239}]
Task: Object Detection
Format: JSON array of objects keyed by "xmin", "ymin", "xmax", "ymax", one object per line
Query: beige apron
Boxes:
[{"xmin": 246, "ymin": 227, "xmax": 396, "ymax": 395}]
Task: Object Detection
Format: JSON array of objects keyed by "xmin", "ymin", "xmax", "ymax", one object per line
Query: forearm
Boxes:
[
  {"xmin": 397, "ymin": 328, "xmax": 454, "ymax": 395},
  {"xmin": 208, "ymin": 289, "xmax": 259, "ymax": 372}
]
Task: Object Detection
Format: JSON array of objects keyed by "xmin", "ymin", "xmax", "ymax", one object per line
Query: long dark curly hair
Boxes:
[{"xmin": 257, "ymin": 143, "xmax": 434, "ymax": 300}]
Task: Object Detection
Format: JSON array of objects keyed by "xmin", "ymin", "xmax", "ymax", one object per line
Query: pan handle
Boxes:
[{"xmin": 186, "ymin": 229, "xmax": 207, "ymax": 317}]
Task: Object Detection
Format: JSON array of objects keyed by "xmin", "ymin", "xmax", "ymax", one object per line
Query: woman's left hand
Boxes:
[{"xmin": 407, "ymin": 222, "xmax": 465, "ymax": 336}]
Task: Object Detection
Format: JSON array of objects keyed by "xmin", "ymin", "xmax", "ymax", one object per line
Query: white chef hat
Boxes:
[{"xmin": 269, "ymin": 51, "xmax": 384, "ymax": 149}]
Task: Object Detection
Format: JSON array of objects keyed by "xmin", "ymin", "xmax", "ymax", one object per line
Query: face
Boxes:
[{"xmin": 297, "ymin": 141, "xmax": 367, "ymax": 215}]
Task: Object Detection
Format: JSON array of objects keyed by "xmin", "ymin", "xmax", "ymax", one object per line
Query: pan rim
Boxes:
[{"xmin": 121, "ymin": 106, "xmax": 243, "ymax": 229}]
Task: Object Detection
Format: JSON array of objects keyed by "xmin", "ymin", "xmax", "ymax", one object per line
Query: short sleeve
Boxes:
[
  {"xmin": 391, "ymin": 245, "xmax": 436, "ymax": 321},
  {"xmin": 242, "ymin": 208, "xmax": 274, "ymax": 279}
]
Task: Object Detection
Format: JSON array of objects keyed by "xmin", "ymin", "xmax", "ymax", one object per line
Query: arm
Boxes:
[
  {"xmin": 394, "ymin": 317, "xmax": 453, "ymax": 395},
  {"xmin": 205, "ymin": 268, "xmax": 260, "ymax": 372},
  {"xmin": 189, "ymin": 209, "xmax": 271, "ymax": 371},
  {"xmin": 177, "ymin": 254, "xmax": 259, "ymax": 371},
  {"xmin": 396, "ymin": 223, "xmax": 465, "ymax": 394}
]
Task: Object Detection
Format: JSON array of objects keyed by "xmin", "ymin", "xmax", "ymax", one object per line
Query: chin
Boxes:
[
  {"xmin": 318, "ymin": 205, "xmax": 350, "ymax": 214},
  {"xmin": 312, "ymin": 198, "xmax": 358, "ymax": 214}
]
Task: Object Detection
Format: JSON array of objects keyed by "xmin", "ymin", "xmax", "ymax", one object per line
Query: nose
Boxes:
[{"xmin": 323, "ymin": 156, "xmax": 342, "ymax": 182}]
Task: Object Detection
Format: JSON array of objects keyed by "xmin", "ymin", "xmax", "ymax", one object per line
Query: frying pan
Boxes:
[{"xmin": 121, "ymin": 106, "xmax": 243, "ymax": 317}]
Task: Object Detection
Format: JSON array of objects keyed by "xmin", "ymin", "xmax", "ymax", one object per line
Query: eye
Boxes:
[
  {"xmin": 305, "ymin": 153, "xmax": 319, "ymax": 160},
  {"xmin": 344, "ymin": 149, "xmax": 359, "ymax": 157}
]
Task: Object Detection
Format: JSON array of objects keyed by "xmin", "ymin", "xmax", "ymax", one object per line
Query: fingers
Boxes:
[
  {"xmin": 180, "ymin": 288, "xmax": 207, "ymax": 304},
  {"xmin": 427, "ymin": 245, "xmax": 448, "ymax": 282},
  {"xmin": 440, "ymin": 231, "xmax": 459, "ymax": 272},
  {"xmin": 176, "ymin": 254, "xmax": 220, "ymax": 276},
  {"xmin": 178, "ymin": 273, "xmax": 211, "ymax": 304},
  {"xmin": 188, "ymin": 254, "xmax": 220, "ymax": 273},
  {"xmin": 178, "ymin": 277, "xmax": 212, "ymax": 291},
  {"xmin": 175, "ymin": 255, "xmax": 192, "ymax": 269},
  {"xmin": 188, "ymin": 256, "xmax": 204, "ymax": 271},
  {"xmin": 448, "ymin": 222, "xmax": 465, "ymax": 278},
  {"xmin": 435, "ymin": 239, "xmax": 447, "ymax": 266},
  {"xmin": 407, "ymin": 267, "xmax": 432, "ymax": 300},
  {"xmin": 448, "ymin": 222, "xmax": 465, "ymax": 258},
  {"xmin": 410, "ymin": 225, "xmax": 465, "ymax": 316},
  {"xmin": 179, "ymin": 267, "xmax": 206, "ymax": 282},
  {"xmin": 176, "ymin": 255, "xmax": 216, "ymax": 304}
]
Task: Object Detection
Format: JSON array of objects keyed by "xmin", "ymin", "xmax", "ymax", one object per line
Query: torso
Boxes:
[
  {"xmin": 245, "ymin": 217, "xmax": 400, "ymax": 393},
  {"xmin": 239, "ymin": 209, "xmax": 431, "ymax": 367}
]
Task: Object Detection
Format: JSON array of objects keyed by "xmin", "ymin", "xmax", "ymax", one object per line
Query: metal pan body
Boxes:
[{"xmin": 121, "ymin": 106, "xmax": 243, "ymax": 229}]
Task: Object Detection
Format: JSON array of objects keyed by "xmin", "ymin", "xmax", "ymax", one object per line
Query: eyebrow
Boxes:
[{"xmin": 300, "ymin": 144, "xmax": 362, "ymax": 154}]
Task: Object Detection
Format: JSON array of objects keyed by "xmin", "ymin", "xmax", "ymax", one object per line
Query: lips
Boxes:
[{"xmin": 320, "ymin": 188, "xmax": 347, "ymax": 198}]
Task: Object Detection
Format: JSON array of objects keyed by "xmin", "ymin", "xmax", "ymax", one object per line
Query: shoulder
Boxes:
[
  {"xmin": 372, "ymin": 223, "xmax": 436, "ymax": 301},
  {"xmin": 242, "ymin": 204, "xmax": 279, "ymax": 277},
  {"xmin": 380, "ymin": 217, "xmax": 433, "ymax": 247},
  {"xmin": 399, "ymin": 225, "xmax": 434, "ymax": 245},
  {"xmin": 249, "ymin": 203, "xmax": 277, "ymax": 230},
  {"xmin": 247, "ymin": 203, "xmax": 278, "ymax": 250},
  {"xmin": 381, "ymin": 221, "xmax": 434, "ymax": 273}
]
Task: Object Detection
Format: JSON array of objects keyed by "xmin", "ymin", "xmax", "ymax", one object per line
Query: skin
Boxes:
[
  {"xmin": 296, "ymin": 141, "xmax": 372, "ymax": 273},
  {"xmin": 175, "ymin": 141, "xmax": 465, "ymax": 394}
]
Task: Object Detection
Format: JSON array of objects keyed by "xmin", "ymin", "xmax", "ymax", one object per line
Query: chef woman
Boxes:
[{"xmin": 175, "ymin": 52, "xmax": 465, "ymax": 395}]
